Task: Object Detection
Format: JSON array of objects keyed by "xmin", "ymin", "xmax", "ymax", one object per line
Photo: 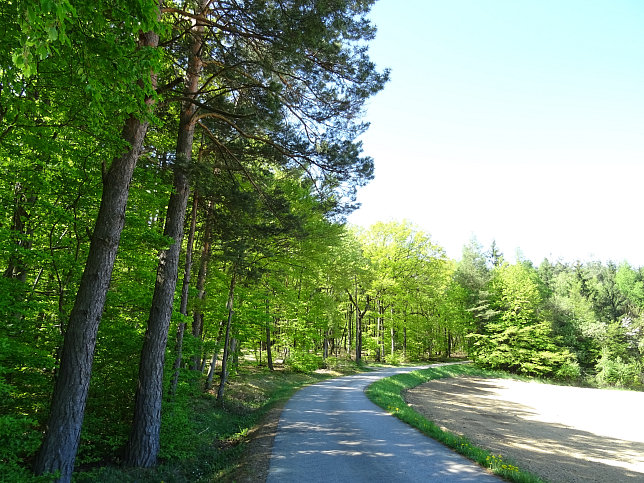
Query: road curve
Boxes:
[{"xmin": 267, "ymin": 363, "xmax": 500, "ymax": 482}]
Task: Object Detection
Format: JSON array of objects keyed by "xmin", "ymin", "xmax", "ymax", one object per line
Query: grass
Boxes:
[
  {"xmin": 74, "ymin": 359, "xmax": 365, "ymax": 482},
  {"xmin": 70, "ymin": 359, "xmax": 547, "ymax": 482},
  {"xmin": 365, "ymin": 363, "xmax": 546, "ymax": 483}
]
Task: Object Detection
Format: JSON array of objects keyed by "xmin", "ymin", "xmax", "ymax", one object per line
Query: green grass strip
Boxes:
[{"xmin": 365, "ymin": 363, "xmax": 546, "ymax": 483}]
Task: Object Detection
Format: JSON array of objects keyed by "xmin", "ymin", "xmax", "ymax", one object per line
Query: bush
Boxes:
[
  {"xmin": 284, "ymin": 352, "xmax": 324, "ymax": 373},
  {"xmin": 595, "ymin": 352, "xmax": 641, "ymax": 388},
  {"xmin": 554, "ymin": 359, "xmax": 581, "ymax": 381},
  {"xmin": 0, "ymin": 414, "xmax": 46, "ymax": 482},
  {"xmin": 323, "ymin": 356, "xmax": 356, "ymax": 372},
  {"xmin": 384, "ymin": 352, "xmax": 405, "ymax": 365}
]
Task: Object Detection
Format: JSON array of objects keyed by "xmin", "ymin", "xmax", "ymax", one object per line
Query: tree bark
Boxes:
[
  {"xmin": 126, "ymin": 2, "xmax": 205, "ymax": 466},
  {"xmin": 355, "ymin": 301, "xmax": 362, "ymax": 364},
  {"xmin": 205, "ymin": 320, "xmax": 225, "ymax": 390},
  {"xmin": 32, "ymin": 28, "xmax": 159, "ymax": 483},
  {"xmin": 403, "ymin": 326, "xmax": 407, "ymax": 360},
  {"xmin": 265, "ymin": 297, "xmax": 274, "ymax": 371},
  {"xmin": 266, "ymin": 321, "xmax": 274, "ymax": 371},
  {"xmin": 390, "ymin": 308, "xmax": 396, "ymax": 357},
  {"xmin": 170, "ymin": 193, "xmax": 199, "ymax": 395},
  {"xmin": 191, "ymin": 205, "xmax": 212, "ymax": 370},
  {"xmin": 346, "ymin": 281, "xmax": 367, "ymax": 364},
  {"xmin": 217, "ymin": 272, "xmax": 236, "ymax": 400},
  {"xmin": 323, "ymin": 330, "xmax": 329, "ymax": 360}
]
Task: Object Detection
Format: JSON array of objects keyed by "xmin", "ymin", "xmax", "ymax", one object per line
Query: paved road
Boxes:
[{"xmin": 267, "ymin": 364, "xmax": 500, "ymax": 482}]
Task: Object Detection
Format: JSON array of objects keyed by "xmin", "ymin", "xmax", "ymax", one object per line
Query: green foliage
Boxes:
[
  {"xmin": 3, "ymin": 0, "xmax": 643, "ymax": 473},
  {"xmin": 284, "ymin": 352, "xmax": 325, "ymax": 373},
  {"xmin": 468, "ymin": 262, "xmax": 576, "ymax": 378},
  {"xmin": 595, "ymin": 350, "xmax": 642, "ymax": 388},
  {"xmin": 73, "ymin": 364, "xmax": 348, "ymax": 482},
  {"xmin": 323, "ymin": 356, "xmax": 361, "ymax": 373},
  {"xmin": 0, "ymin": 415, "xmax": 44, "ymax": 481},
  {"xmin": 554, "ymin": 359, "xmax": 582, "ymax": 381},
  {"xmin": 159, "ymin": 375, "xmax": 211, "ymax": 461},
  {"xmin": 384, "ymin": 352, "xmax": 405, "ymax": 365}
]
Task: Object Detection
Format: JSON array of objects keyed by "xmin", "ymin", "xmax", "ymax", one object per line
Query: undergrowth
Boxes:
[{"xmin": 73, "ymin": 360, "xmax": 363, "ymax": 482}]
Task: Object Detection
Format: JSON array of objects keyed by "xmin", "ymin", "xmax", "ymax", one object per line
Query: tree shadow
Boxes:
[{"xmin": 405, "ymin": 377, "xmax": 644, "ymax": 482}]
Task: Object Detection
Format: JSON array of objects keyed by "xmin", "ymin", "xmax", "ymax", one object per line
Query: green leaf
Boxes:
[{"xmin": 47, "ymin": 26, "xmax": 58, "ymax": 41}]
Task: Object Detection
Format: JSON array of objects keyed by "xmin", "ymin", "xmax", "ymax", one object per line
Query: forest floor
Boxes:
[{"xmin": 404, "ymin": 376, "xmax": 644, "ymax": 483}]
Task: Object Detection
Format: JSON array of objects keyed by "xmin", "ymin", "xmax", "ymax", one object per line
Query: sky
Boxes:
[{"xmin": 347, "ymin": 0, "xmax": 644, "ymax": 266}]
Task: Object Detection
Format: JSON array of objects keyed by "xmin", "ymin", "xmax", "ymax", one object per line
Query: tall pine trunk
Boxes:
[
  {"xmin": 217, "ymin": 272, "xmax": 236, "ymax": 400},
  {"xmin": 264, "ymin": 296, "xmax": 274, "ymax": 371},
  {"xmin": 126, "ymin": 3, "xmax": 205, "ymax": 466},
  {"xmin": 170, "ymin": 193, "xmax": 199, "ymax": 395},
  {"xmin": 191, "ymin": 206, "xmax": 212, "ymax": 370},
  {"xmin": 32, "ymin": 29, "xmax": 159, "ymax": 483}
]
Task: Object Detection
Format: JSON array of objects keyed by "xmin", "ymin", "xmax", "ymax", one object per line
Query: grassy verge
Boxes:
[
  {"xmin": 75, "ymin": 360, "xmax": 364, "ymax": 482},
  {"xmin": 365, "ymin": 363, "xmax": 546, "ymax": 483}
]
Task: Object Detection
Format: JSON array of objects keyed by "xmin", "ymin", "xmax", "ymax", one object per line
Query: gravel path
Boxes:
[
  {"xmin": 267, "ymin": 365, "xmax": 500, "ymax": 482},
  {"xmin": 404, "ymin": 376, "xmax": 644, "ymax": 482}
]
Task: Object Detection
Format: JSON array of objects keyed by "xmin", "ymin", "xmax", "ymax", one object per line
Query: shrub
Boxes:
[
  {"xmin": 595, "ymin": 352, "xmax": 641, "ymax": 388},
  {"xmin": 384, "ymin": 352, "xmax": 405, "ymax": 365},
  {"xmin": 323, "ymin": 356, "xmax": 356, "ymax": 372},
  {"xmin": 0, "ymin": 414, "xmax": 46, "ymax": 481},
  {"xmin": 555, "ymin": 359, "xmax": 581, "ymax": 381},
  {"xmin": 284, "ymin": 352, "xmax": 324, "ymax": 373}
]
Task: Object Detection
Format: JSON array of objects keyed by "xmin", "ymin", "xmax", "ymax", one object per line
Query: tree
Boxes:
[
  {"xmin": 125, "ymin": 0, "xmax": 207, "ymax": 466},
  {"xmin": 127, "ymin": 0, "xmax": 387, "ymax": 466},
  {"xmin": 468, "ymin": 262, "xmax": 575, "ymax": 377},
  {"xmin": 19, "ymin": 2, "xmax": 162, "ymax": 480}
]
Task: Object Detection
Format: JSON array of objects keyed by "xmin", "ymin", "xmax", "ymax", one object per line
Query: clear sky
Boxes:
[{"xmin": 348, "ymin": 0, "xmax": 644, "ymax": 266}]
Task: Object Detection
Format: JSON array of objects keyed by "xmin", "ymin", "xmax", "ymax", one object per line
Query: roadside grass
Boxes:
[
  {"xmin": 75, "ymin": 360, "xmax": 365, "ymax": 482},
  {"xmin": 365, "ymin": 364, "xmax": 546, "ymax": 483}
]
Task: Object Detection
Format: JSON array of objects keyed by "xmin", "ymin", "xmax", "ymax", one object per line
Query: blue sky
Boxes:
[{"xmin": 348, "ymin": 0, "xmax": 644, "ymax": 266}]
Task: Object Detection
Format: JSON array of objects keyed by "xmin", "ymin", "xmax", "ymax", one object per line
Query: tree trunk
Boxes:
[
  {"xmin": 170, "ymin": 193, "xmax": 199, "ymax": 395},
  {"xmin": 377, "ymin": 299, "xmax": 384, "ymax": 362},
  {"xmin": 205, "ymin": 320, "xmax": 225, "ymax": 390},
  {"xmin": 230, "ymin": 337, "xmax": 239, "ymax": 367},
  {"xmin": 403, "ymin": 327, "xmax": 407, "ymax": 360},
  {"xmin": 3, "ymin": 182, "xmax": 33, "ymax": 282},
  {"xmin": 347, "ymin": 281, "xmax": 366, "ymax": 364},
  {"xmin": 205, "ymin": 351, "xmax": 218, "ymax": 390},
  {"xmin": 347, "ymin": 305, "xmax": 352, "ymax": 355},
  {"xmin": 355, "ymin": 304, "xmax": 362, "ymax": 364},
  {"xmin": 264, "ymin": 297, "xmax": 274, "ymax": 370},
  {"xmin": 266, "ymin": 321, "xmax": 274, "ymax": 371},
  {"xmin": 191, "ymin": 205, "xmax": 212, "ymax": 370},
  {"xmin": 126, "ymin": 3, "xmax": 205, "ymax": 466},
  {"xmin": 323, "ymin": 332, "xmax": 329, "ymax": 360},
  {"xmin": 217, "ymin": 272, "xmax": 236, "ymax": 400},
  {"xmin": 389, "ymin": 307, "xmax": 396, "ymax": 357},
  {"xmin": 32, "ymin": 29, "xmax": 159, "ymax": 482}
]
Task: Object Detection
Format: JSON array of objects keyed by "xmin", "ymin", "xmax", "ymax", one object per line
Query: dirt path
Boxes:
[{"xmin": 404, "ymin": 377, "xmax": 644, "ymax": 482}]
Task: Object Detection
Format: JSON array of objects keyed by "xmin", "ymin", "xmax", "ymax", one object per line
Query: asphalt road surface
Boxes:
[{"xmin": 267, "ymin": 364, "xmax": 500, "ymax": 482}]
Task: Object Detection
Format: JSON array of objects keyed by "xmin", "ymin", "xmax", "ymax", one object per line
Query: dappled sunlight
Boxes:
[{"xmin": 268, "ymin": 366, "xmax": 499, "ymax": 482}]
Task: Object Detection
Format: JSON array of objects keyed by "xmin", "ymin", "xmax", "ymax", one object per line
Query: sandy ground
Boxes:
[{"xmin": 404, "ymin": 377, "xmax": 644, "ymax": 482}]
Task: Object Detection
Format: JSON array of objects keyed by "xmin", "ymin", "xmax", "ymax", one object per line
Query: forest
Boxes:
[{"xmin": 1, "ymin": 0, "xmax": 643, "ymax": 481}]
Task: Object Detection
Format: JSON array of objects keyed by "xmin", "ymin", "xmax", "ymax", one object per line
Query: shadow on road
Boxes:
[{"xmin": 268, "ymin": 368, "xmax": 500, "ymax": 482}]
